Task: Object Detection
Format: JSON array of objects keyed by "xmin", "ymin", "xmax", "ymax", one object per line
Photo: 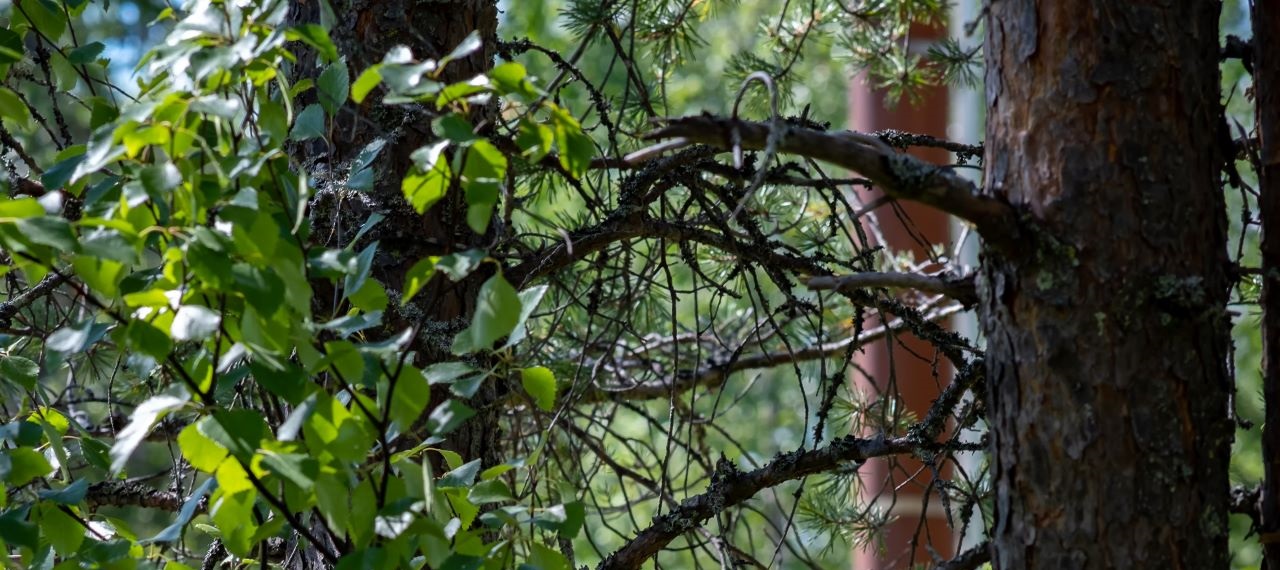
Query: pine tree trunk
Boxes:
[
  {"xmin": 980, "ymin": 1, "xmax": 1232, "ymax": 567},
  {"xmin": 285, "ymin": 1, "xmax": 500, "ymax": 565},
  {"xmin": 1255, "ymin": 1, "xmax": 1280, "ymax": 566}
]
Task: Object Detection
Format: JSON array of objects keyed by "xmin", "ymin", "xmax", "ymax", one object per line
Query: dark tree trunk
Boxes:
[
  {"xmin": 1256, "ymin": 1, "xmax": 1280, "ymax": 566},
  {"xmin": 285, "ymin": 0, "xmax": 500, "ymax": 565},
  {"xmin": 981, "ymin": 1, "xmax": 1231, "ymax": 567}
]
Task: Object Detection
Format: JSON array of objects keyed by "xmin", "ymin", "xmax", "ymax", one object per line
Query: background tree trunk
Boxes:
[
  {"xmin": 293, "ymin": 0, "xmax": 500, "ymax": 463},
  {"xmin": 981, "ymin": 1, "xmax": 1231, "ymax": 567},
  {"xmin": 285, "ymin": 1, "xmax": 500, "ymax": 564}
]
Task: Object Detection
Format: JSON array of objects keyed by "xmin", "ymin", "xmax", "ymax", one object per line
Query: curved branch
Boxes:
[
  {"xmin": 807, "ymin": 272, "xmax": 978, "ymax": 306},
  {"xmin": 597, "ymin": 434, "xmax": 915, "ymax": 570},
  {"xmin": 643, "ymin": 114, "xmax": 1019, "ymax": 248}
]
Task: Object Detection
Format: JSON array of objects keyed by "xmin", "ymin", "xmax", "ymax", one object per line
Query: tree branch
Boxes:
[
  {"xmin": 85, "ymin": 481, "xmax": 205, "ymax": 513},
  {"xmin": 807, "ymin": 272, "xmax": 978, "ymax": 306},
  {"xmin": 643, "ymin": 114, "xmax": 1018, "ymax": 248},
  {"xmin": 578, "ymin": 303, "xmax": 965, "ymax": 403},
  {"xmin": 0, "ymin": 274, "xmax": 67, "ymax": 324},
  {"xmin": 596, "ymin": 434, "xmax": 915, "ymax": 570},
  {"xmin": 933, "ymin": 541, "xmax": 991, "ymax": 570}
]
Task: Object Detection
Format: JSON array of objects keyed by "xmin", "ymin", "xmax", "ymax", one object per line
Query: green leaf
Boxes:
[
  {"xmin": 0, "ymin": 86, "xmax": 31, "ymax": 128},
  {"xmin": 303, "ymin": 393, "xmax": 372, "ymax": 462},
  {"xmin": 402, "ymin": 146, "xmax": 451, "ymax": 214},
  {"xmin": 110, "ymin": 394, "xmax": 188, "ymax": 475},
  {"xmin": 258, "ymin": 450, "xmax": 318, "ymax": 491},
  {"xmin": 39, "ymin": 502, "xmax": 84, "ymax": 556},
  {"xmin": 1, "ymin": 448, "xmax": 53, "ymax": 485},
  {"xmin": 552, "ymin": 106, "xmax": 593, "ymax": 178},
  {"xmin": 423, "ymin": 362, "xmax": 479, "ymax": 385},
  {"xmin": 426, "ymin": 399, "xmax": 475, "ymax": 437},
  {"xmin": 434, "ymin": 113, "xmax": 479, "ymax": 143},
  {"xmin": 319, "ymin": 310, "xmax": 383, "ymax": 337},
  {"xmin": 67, "ymin": 41, "xmax": 105, "ymax": 65},
  {"xmin": 287, "ymin": 24, "xmax": 339, "ymax": 63},
  {"xmin": 0, "ymin": 355, "xmax": 39, "ymax": 390},
  {"xmin": 250, "ymin": 359, "xmax": 308, "ymax": 405},
  {"xmin": 435, "ymin": 250, "xmax": 484, "ymax": 281},
  {"xmin": 389, "ymin": 366, "xmax": 430, "ymax": 428},
  {"xmin": 467, "ymin": 479, "xmax": 513, "ymax": 504},
  {"xmin": 0, "ymin": 420, "xmax": 43, "ymax": 446},
  {"xmin": 17, "ymin": 0, "xmax": 66, "ymax": 41},
  {"xmin": 46, "ymin": 319, "xmax": 108, "ymax": 354},
  {"xmin": 211, "ymin": 488, "xmax": 259, "ymax": 556},
  {"xmin": 461, "ymin": 140, "xmax": 506, "ymax": 235},
  {"xmin": 461, "ymin": 273, "xmax": 521, "ymax": 351},
  {"xmin": 147, "ymin": 476, "xmax": 216, "ymax": 544},
  {"xmin": 347, "ymin": 138, "xmax": 385, "ymax": 191},
  {"xmin": 343, "ymin": 242, "xmax": 377, "ymax": 296},
  {"xmin": 318, "ymin": 60, "xmax": 350, "ymax": 116},
  {"xmin": 125, "ymin": 320, "xmax": 172, "ymax": 361},
  {"xmin": 16, "ymin": 217, "xmax": 77, "ymax": 251},
  {"xmin": 528, "ymin": 542, "xmax": 570, "ymax": 570},
  {"xmin": 534, "ymin": 502, "xmax": 585, "ymax": 538},
  {"xmin": 178, "ymin": 420, "xmax": 228, "ymax": 472},
  {"xmin": 41, "ymin": 152, "xmax": 86, "ymax": 191},
  {"xmin": 348, "ymin": 278, "xmax": 388, "ymax": 312},
  {"xmin": 438, "ymin": 554, "xmax": 484, "ymax": 570},
  {"xmin": 489, "ymin": 62, "xmax": 539, "ymax": 100},
  {"xmin": 0, "ymin": 196, "xmax": 44, "ymax": 218},
  {"xmin": 89, "ymin": 97, "xmax": 119, "ymax": 130},
  {"xmin": 521, "ymin": 367, "xmax": 557, "ymax": 411},
  {"xmin": 516, "ymin": 118, "xmax": 555, "ymax": 162},
  {"xmin": 231, "ymin": 264, "xmax": 286, "ymax": 316},
  {"xmin": 0, "ymin": 508, "xmax": 38, "ymax": 551},
  {"xmin": 557, "ymin": 502, "xmax": 585, "ymax": 538},
  {"xmin": 400, "ymin": 257, "xmax": 436, "ymax": 306},
  {"xmin": 438, "ymin": 459, "xmax": 481, "ymax": 488},
  {"xmin": 504, "ymin": 284, "xmax": 550, "ymax": 348},
  {"xmin": 171, "ymin": 305, "xmax": 221, "ymax": 341},
  {"xmin": 141, "ymin": 161, "xmax": 182, "ymax": 195},
  {"xmin": 204, "ymin": 410, "xmax": 270, "ymax": 461},
  {"xmin": 289, "ymin": 104, "xmax": 325, "ymax": 141},
  {"xmin": 410, "ymin": 139, "xmax": 450, "ymax": 171},
  {"xmin": 0, "ymin": 28, "xmax": 23, "ymax": 64},
  {"xmin": 38, "ymin": 478, "xmax": 88, "ymax": 504},
  {"xmin": 350, "ymin": 65, "xmax": 383, "ymax": 103},
  {"xmin": 440, "ymin": 31, "xmax": 483, "ymax": 68},
  {"xmin": 72, "ymin": 255, "xmax": 126, "ymax": 298},
  {"xmin": 80, "ymin": 437, "xmax": 111, "ymax": 471},
  {"xmin": 348, "ymin": 478, "xmax": 376, "ymax": 547}
]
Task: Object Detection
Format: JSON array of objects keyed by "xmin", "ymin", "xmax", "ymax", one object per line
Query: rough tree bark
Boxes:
[
  {"xmin": 981, "ymin": 1, "xmax": 1231, "ymax": 568},
  {"xmin": 285, "ymin": 0, "xmax": 500, "ymax": 565},
  {"xmin": 291, "ymin": 0, "xmax": 500, "ymax": 459},
  {"xmin": 1256, "ymin": 1, "xmax": 1280, "ymax": 566}
]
